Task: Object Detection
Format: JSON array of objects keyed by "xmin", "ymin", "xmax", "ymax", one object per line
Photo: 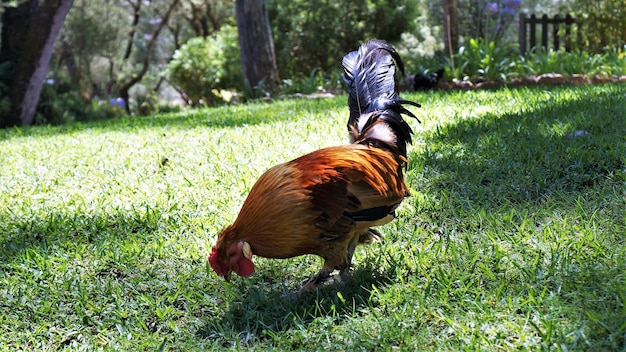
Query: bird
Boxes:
[
  {"xmin": 409, "ymin": 68, "xmax": 445, "ymax": 91},
  {"xmin": 208, "ymin": 39, "xmax": 421, "ymax": 293}
]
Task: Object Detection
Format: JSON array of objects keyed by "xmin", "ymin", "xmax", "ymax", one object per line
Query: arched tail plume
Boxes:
[{"xmin": 342, "ymin": 39, "xmax": 421, "ymax": 157}]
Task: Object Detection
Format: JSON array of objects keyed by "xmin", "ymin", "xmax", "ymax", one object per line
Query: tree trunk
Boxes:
[
  {"xmin": 443, "ymin": 0, "xmax": 459, "ymax": 56},
  {"xmin": 235, "ymin": 0, "xmax": 280, "ymax": 94},
  {"xmin": 2, "ymin": 0, "xmax": 75, "ymax": 127},
  {"xmin": 122, "ymin": 0, "xmax": 142, "ymax": 61}
]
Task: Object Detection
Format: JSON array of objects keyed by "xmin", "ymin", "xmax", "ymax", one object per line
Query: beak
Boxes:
[{"xmin": 224, "ymin": 270, "xmax": 232, "ymax": 282}]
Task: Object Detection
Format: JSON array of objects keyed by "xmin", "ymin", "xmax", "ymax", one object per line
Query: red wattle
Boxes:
[{"xmin": 234, "ymin": 257, "xmax": 255, "ymax": 277}]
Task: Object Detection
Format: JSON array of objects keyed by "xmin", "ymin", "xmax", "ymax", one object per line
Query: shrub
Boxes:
[
  {"xmin": 268, "ymin": 0, "xmax": 419, "ymax": 79},
  {"xmin": 167, "ymin": 25, "xmax": 242, "ymax": 106},
  {"xmin": 405, "ymin": 41, "xmax": 625, "ymax": 85},
  {"xmin": 0, "ymin": 61, "xmax": 14, "ymax": 119},
  {"xmin": 570, "ymin": 0, "xmax": 625, "ymax": 52},
  {"xmin": 454, "ymin": 38, "xmax": 518, "ymax": 81},
  {"xmin": 279, "ymin": 68, "xmax": 343, "ymax": 95},
  {"xmin": 512, "ymin": 47, "xmax": 626, "ymax": 77},
  {"xmin": 35, "ymin": 75, "xmax": 126, "ymax": 125}
]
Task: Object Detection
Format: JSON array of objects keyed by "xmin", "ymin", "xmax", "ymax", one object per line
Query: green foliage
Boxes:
[
  {"xmin": 57, "ymin": 0, "xmax": 128, "ymax": 100},
  {"xmin": 407, "ymin": 40, "xmax": 626, "ymax": 82},
  {"xmin": 0, "ymin": 61, "xmax": 14, "ymax": 119},
  {"xmin": 62, "ymin": 1, "xmax": 121, "ymax": 60},
  {"xmin": 512, "ymin": 47, "xmax": 626, "ymax": 77},
  {"xmin": 36, "ymin": 76, "xmax": 126, "ymax": 125},
  {"xmin": 569, "ymin": 0, "xmax": 626, "ymax": 52},
  {"xmin": 0, "ymin": 85, "xmax": 625, "ymax": 350},
  {"xmin": 454, "ymin": 38, "xmax": 519, "ymax": 81},
  {"xmin": 404, "ymin": 55, "xmax": 446, "ymax": 79},
  {"xmin": 268, "ymin": 0, "xmax": 419, "ymax": 78},
  {"xmin": 279, "ymin": 68, "xmax": 344, "ymax": 95},
  {"xmin": 167, "ymin": 25, "xmax": 242, "ymax": 106},
  {"xmin": 521, "ymin": 48, "xmax": 567, "ymax": 75}
]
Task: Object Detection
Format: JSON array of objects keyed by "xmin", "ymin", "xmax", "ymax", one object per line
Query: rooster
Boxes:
[{"xmin": 208, "ymin": 40, "xmax": 421, "ymax": 292}]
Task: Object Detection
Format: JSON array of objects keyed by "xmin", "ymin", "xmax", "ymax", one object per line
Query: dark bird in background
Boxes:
[
  {"xmin": 209, "ymin": 39, "xmax": 421, "ymax": 293},
  {"xmin": 409, "ymin": 68, "xmax": 445, "ymax": 91}
]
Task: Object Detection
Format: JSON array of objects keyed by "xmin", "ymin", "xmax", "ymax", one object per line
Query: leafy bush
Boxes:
[
  {"xmin": 0, "ymin": 62, "xmax": 124, "ymax": 125},
  {"xmin": 570, "ymin": 0, "xmax": 625, "ymax": 52},
  {"xmin": 279, "ymin": 69, "xmax": 343, "ymax": 95},
  {"xmin": 405, "ymin": 39, "xmax": 626, "ymax": 84},
  {"xmin": 36, "ymin": 76, "xmax": 125, "ymax": 125},
  {"xmin": 515, "ymin": 48, "xmax": 562, "ymax": 76},
  {"xmin": 0, "ymin": 61, "xmax": 14, "ymax": 119},
  {"xmin": 512, "ymin": 47, "xmax": 626, "ymax": 77},
  {"xmin": 268, "ymin": 0, "xmax": 419, "ymax": 79},
  {"xmin": 167, "ymin": 25, "xmax": 242, "ymax": 106},
  {"xmin": 452, "ymin": 38, "xmax": 519, "ymax": 81}
]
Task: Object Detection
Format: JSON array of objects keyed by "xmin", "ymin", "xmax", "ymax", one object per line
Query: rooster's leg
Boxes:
[
  {"xmin": 337, "ymin": 233, "xmax": 361, "ymax": 282},
  {"xmin": 299, "ymin": 266, "xmax": 334, "ymax": 293},
  {"xmin": 300, "ymin": 234, "xmax": 364, "ymax": 293}
]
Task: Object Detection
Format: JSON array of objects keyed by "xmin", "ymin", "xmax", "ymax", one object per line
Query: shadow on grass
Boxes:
[
  {"xmin": 0, "ymin": 207, "xmax": 163, "ymax": 264},
  {"xmin": 409, "ymin": 84, "xmax": 625, "ymax": 208},
  {"xmin": 406, "ymin": 83, "xmax": 626, "ymax": 348},
  {"xmin": 196, "ymin": 264, "xmax": 397, "ymax": 344}
]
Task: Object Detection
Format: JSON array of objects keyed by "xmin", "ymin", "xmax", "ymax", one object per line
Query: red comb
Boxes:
[{"xmin": 208, "ymin": 247, "xmax": 228, "ymax": 276}]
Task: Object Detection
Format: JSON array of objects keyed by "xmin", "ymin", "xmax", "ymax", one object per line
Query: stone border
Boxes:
[{"xmin": 436, "ymin": 73, "xmax": 626, "ymax": 90}]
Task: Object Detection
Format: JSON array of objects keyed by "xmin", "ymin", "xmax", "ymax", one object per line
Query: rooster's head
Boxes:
[{"xmin": 208, "ymin": 230, "xmax": 255, "ymax": 281}]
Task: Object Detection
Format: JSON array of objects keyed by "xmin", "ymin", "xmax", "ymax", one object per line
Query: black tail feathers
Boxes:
[{"xmin": 342, "ymin": 39, "xmax": 421, "ymax": 158}]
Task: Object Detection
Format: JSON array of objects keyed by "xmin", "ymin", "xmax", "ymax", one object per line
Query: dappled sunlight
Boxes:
[{"xmin": 1, "ymin": 84, "xmax": 624, "ymax": 350}]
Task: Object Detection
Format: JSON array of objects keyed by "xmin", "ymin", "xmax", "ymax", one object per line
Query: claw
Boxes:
[{"xmin": 298, "ymin": 267, "xmax": 334, "ymax": 294}]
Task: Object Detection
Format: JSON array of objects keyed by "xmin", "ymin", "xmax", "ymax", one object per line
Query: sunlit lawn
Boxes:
[{"xmin": 0, "ymin": 84, "xmax": 624, "ymax": 350}]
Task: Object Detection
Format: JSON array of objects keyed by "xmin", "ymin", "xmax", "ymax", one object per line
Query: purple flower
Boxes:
[
  {"xmin": 485, "ymin": 2, "xmax": 499, "ymax": 15},
  {"xmin": 501, "ymin": 0, "xmax": 520, "ymax": 16},
  {"xmin": 110, "ymin": 97, "xmax": 126, "ymax": 108},
  {"xmin": 504, "ymin": 0, "xmax": 520, "ymax": 10}
]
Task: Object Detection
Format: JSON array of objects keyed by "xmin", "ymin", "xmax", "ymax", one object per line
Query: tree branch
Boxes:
[{"xmin": 118, "ymin": 0, "xmax": 181, "ymax": 114}]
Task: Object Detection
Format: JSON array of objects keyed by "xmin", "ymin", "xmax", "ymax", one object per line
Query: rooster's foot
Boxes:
[
  {"xmin": 336, "ymin": 268, "xmax": 353, "ymax": 283},
  {"xmin": 298, "ymin": 268, "xmax": 335, "ymax": 294},
  {"xmin": 298, "ymin": 267, "xmax": 354, "ymax": 294}
]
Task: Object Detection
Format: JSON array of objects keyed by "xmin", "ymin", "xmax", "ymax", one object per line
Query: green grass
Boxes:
[{"xmin": 1, "ymin": 85, "xmax": 625, "ymax": 350}]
